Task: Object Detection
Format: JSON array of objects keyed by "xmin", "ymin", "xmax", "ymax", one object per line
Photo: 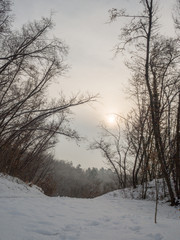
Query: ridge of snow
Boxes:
[
  {"xmin": 0, "ymin": 173, "xmax": 44, "ymax": 198},
  {"xmin": 102, "ymin": 179, "xmax": 169, "ymax": 201}
]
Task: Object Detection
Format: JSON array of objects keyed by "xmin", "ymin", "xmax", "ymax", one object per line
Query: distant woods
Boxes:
[
  {"xmin": 91, "ymin": 0, "xmax": 180, "ymax": 205},
  {"xmin": 41, "ymin": 159, "xmax": 118, "ymax": 197}
]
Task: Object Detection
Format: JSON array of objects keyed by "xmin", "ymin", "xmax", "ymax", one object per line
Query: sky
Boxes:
[{"xmin": 12, "ymin": 0, "xmax": 175, "ymax": 169}]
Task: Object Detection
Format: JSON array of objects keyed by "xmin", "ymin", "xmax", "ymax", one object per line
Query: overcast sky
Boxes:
[{"xmin": 12, "ymin": 0, "xmax": 175, "ymax": 169}]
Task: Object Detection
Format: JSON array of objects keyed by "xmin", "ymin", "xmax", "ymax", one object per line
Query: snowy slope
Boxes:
[
  {"xmin": 0, "ymin": 174, "xmax": 179, "ymax": 240},
  {"xmin": 0, "ymin": 173, "xmax": 44, "ymax": 198}
]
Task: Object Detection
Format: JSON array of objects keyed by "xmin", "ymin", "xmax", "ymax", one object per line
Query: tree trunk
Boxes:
[
  {"xmin": 175, "ymin": 91, "xmax": 180, "ymax": 199},
  {"xmin": 144, "ymin": 0, "xmax": 175, "ymax": 205}
]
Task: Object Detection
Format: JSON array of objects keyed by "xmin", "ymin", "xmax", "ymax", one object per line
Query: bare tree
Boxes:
[
  {"xmin": 109, "ymin": 0, "xmax": 180, "ymax": 205},
  {"xmin": 172, "ymin": 0, "xmax": 180, "ymax": 201},
  {"xmin": 90, "ymin": 118, "xmax": 130, "ymax": 189},
  {"xmin": 0, "ymin": 1, "xmax": 96, "ymax": 179},
  {"xmin": 0, "ymin": 0, "xmax": 11, "ymax": 37}
]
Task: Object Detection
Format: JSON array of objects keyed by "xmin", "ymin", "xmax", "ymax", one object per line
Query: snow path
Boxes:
[
  {"xmin": 0, "ymin": 193, "xmax": 179, "ymax": 240},
  {"xmin": 0, "ymin": 175, "xmax": 179, "ymax": 240}
]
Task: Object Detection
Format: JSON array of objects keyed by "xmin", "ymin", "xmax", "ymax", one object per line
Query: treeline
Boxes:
[
  {"xmin": 4, "ymin": 148, "xmax": 118, "ymax": 198},
  {"xmin": 91, "ymin": 0, "xmax": 180, "ymax": 206},
  {"xmin": 35, "ymin": 158, "xmax": 118, "ymax": 198}
]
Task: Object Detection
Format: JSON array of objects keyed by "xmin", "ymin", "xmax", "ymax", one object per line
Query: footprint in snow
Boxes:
[
  {"xmin": 90, "ymin": 220, "xmax": 100, "ymax": 226},
  {"xmin": 33, "ymin": 229, "xmax": 59, "ymax": 236},
  {"xmin": 146, "ymin": 233, "xmax": 164, "ymax": 240},
  {"xmin": 37, "ymin": 220, "xmax": 53, "ymax": 226},
  {"xmin": 129, "ymin": 225, "xmax": 141, "ymax": 232}
]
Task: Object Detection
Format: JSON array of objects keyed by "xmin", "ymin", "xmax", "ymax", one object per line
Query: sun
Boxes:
[{"xmin": 106, "ymin": 114, "xmax": 116, "ymax": 125}]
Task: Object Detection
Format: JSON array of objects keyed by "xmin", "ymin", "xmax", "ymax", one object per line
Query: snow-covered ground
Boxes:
[{"xmin": 0, "ymin": 174, "xmax": 179, "ymax": 240}]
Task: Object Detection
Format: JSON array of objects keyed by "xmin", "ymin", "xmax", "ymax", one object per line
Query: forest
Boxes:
[{"xmin": 0, "ymin": 0, "xmax": 179, "ymax": 206}]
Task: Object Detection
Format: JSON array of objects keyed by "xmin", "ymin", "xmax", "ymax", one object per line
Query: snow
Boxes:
[
  {"xmin": 0, "ymin": 174, "xmax": 179, "ymax": 240},
  {"xmin": 0, "ymin": 173, "xmax": 44, "ymax": 198},
  {"xmin": 110, "ymin": 179, "xmax": 171, "ymax": 201}
]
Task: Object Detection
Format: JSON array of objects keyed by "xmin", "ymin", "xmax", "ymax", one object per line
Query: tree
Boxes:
[
  {"xmin": 0, "ymin": 0, "xmax": 11, "ymax": 36},
  {"xmin": 173, "ymin": 0, "xmax": 180, "ymax": 200},
  {"xmin": 109, "ymin": 0, "xmax": 180, "ymax": 205},
  {"xmin": 0, "ymin": 1, "xmax": 96, "ymax": 178},
  {"xmin": 90, "ymin": 118, "xmax": 130, "ymax": 189}
]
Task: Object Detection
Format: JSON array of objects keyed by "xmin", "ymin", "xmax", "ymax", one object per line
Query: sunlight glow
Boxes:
[{"xmin": 106, "ymin": 114, "xmax": 116, "ymax": 125}]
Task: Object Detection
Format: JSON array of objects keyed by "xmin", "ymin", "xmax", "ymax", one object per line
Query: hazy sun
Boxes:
[{"xmin": 106, "ymin": 114, "xmax": 116, "ymax": 125}]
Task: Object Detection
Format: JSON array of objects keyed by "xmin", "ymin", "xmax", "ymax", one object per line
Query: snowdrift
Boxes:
[
  {"xmin": 102, "ymin": 179, "xmax": 170, "ymax": 202},
  {"xmin": 0, "ymin": 173, "xmax": 44, "ymax": 198}
]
